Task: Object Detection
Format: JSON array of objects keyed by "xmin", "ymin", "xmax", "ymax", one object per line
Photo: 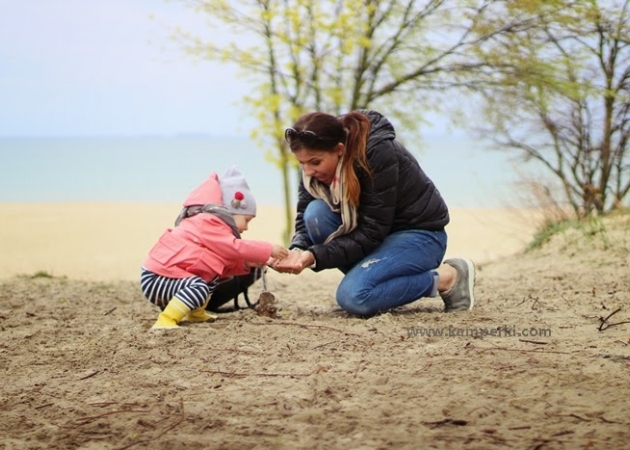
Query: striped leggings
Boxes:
[{"xmin": 140, "ymin": 267, "xmax": 219, "ymax": 311}]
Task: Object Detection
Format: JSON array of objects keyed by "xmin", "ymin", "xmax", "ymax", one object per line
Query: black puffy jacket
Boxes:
[{"xmin": 290, "ymin": 110, "xmax": 449, "ymax": 270}]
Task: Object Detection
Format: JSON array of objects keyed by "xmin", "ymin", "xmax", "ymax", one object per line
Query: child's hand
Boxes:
[{"xmin": 271, "ymin": 244, "xmax": 289, "ymax": 260}]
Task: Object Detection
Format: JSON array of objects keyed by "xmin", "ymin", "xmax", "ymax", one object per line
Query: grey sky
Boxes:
[{"xmin": 0, "ymin": 0, "xmax": 256, "ymax": 137}]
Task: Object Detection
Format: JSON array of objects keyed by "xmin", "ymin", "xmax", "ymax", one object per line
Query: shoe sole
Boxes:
[
  {"xmin": 150, "ymin": 324, "xmax": 181, "ymax": 330},
  {"xmin": 464, "ymin": 258, "xmax": 476, "ymax": 311},
  {"xmin": 182, "ymin": 316, "xmax": 218, "ymax": 323}
]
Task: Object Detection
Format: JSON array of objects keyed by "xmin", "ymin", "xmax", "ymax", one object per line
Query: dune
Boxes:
[{"xmin": 0, "ymin": 203, "xmax": 540, "ymax": 281}]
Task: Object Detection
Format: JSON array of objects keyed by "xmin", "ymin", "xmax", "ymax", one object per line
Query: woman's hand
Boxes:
[{"xmin": 270, "ymin": 249, "xmax": 315, "ymax": 275}]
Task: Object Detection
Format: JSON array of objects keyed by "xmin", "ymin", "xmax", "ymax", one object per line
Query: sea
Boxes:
[{"xmin": 0, "ymin": 134, "xmax": 527, "ymax": 208}]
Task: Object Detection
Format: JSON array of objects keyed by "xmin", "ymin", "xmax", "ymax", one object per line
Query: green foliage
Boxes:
[
  {"xmin": 14, "ymin": 271, "xmax": 70, "ymax": 281},
  {"xmin": 527, "ymin": 215, "xmax": 610, "ymax": 251},
  {"xmin": 173, "ymin": 0, "xmax": 592, "ymax": 241},
  {"xmin": 527, "ymin": 219, "xmax": 578, "ymax": 251},
  {"xmin": 18, "ymin": 270, "xmax": 58, "ymax": 280},
  {"xmin": 470, "ymin": 0, "xmax": 630, "ymax": 217},
  {"xmin": 30, "ymin": 270, "xmax": 55, "ymax": 279}
]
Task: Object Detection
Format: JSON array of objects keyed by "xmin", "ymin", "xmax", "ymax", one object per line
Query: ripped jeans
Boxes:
[{"xmin": 304, "ymin": 199, "xmax": 447, "ymax": 316}]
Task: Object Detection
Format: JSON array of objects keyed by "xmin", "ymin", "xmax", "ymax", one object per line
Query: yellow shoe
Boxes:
[
  {"xmin": 183, "ymin": 308, "xmax": 218, "ymax": 323},
  {"xmin": 151, "ymin": 298, "xmax": 189, "ymax": 330}
]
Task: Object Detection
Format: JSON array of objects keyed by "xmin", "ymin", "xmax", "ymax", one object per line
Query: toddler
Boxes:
[{"xmin": 140, "ymin": 166, "xmax": 288, "ymax": 329}]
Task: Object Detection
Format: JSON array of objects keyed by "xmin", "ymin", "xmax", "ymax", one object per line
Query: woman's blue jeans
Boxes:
[{"xmin": 303, "ymin": 199, "xmax": 447, "ymax": 316}]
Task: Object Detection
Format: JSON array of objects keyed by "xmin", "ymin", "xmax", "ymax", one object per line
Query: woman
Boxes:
[{"xmin": 271, "ymin": 110, "xmax": 475, "ymax": 316}]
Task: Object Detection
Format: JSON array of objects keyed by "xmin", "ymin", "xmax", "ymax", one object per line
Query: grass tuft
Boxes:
[{"xmin": 29, "ymin": 270, "xmax": 55, "ymax": 279}]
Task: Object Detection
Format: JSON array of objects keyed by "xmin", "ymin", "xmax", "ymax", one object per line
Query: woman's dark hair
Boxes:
[{"xmin": 287, "ymin": 111, "xmax": 372, "ymax": 207}]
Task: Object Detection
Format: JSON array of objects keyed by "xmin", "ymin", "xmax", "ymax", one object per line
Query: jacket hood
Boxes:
[
  {"xmin": 183, "ymin": 172, "xmax": 223, "ymax": 207},
  {"xmin": 358, "ymin": 110, "xmax": 396, "ymax": 147}
]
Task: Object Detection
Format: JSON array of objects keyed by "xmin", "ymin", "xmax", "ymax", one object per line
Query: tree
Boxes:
[
  {"xmin": 471, "ymin": 0, "xmax": 630, "ymax": 217},
  {"xmin": 174, "ymin": 0, "xmax": 543, "ymax": 241}
]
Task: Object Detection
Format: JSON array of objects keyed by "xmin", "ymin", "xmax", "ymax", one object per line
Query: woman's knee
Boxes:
[
  {"xmin": 304, "ymin": 199, "xmax": 340, "ymax": 244},
  {"xmin": 303, "ymin": 199, "xmax": 329, "ymax": 222},
  {"xmin": 336, "ymin": 281, "xmax": 379, "ymax": 317}
]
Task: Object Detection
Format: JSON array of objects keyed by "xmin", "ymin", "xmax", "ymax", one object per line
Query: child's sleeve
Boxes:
[{"xmin": 198, "ymin": 216, "xmax": 273, "ymax": 263}]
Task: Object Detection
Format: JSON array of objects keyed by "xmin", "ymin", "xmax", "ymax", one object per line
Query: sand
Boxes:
[
  {"xmin": 0, "ymin": 203, "xmax": 538, "ymax": 281},
  {"xmin": 1, "ymin": 203, "xmax": 629, "ymax": 449}
]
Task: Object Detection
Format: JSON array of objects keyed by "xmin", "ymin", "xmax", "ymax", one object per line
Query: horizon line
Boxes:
[
  {"xmin": 0, "ymin": 130, "xmax": 468, "ymax": 140},
  {"xmin": 0, "ymin": 132, "xmax": 250, "ymax": 140}
]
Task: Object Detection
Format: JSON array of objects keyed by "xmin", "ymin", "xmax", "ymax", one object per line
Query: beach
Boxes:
[
  {"xmin": 0, "ymin": 203, "xmax": 538, "ymax": 281},
  {"xmin": 2, "ymin": 203, "xmax": 629, "ymax": 449}
]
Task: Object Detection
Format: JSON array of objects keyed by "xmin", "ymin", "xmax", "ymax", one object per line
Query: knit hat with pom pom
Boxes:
[{"xmin": 219, "ymin": 166, "xmax": 257, "ymax": 216}]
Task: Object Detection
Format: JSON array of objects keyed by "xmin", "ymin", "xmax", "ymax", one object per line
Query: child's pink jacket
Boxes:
[{"xmin": 142, "ymin": 173, "xmax": 272, "ymax": 282}]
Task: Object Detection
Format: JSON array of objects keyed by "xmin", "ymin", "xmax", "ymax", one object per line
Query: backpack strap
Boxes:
[{"xmin": 229, "ymin": 267, "xmax": 263, "ymax": 310}]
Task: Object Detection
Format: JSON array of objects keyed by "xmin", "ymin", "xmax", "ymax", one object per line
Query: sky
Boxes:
[
  {"xmin": 0, "ymin": 1, "xmax": 531, "ymax": 208},
  {"xmin": 0, "ymin": 0, "xmax": 458, "ymax": 138},
  {"xmin": 0, "ymin": 0, "xmax": 261, "ymax": 137}
]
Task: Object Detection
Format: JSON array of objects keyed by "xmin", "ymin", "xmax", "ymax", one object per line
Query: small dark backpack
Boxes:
[{"xmin": 205, "ymin": 268, "xmax": 263, "ymax": 312}]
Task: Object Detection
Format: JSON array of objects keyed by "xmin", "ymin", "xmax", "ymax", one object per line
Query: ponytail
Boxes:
[{"xmin": 341, "ymin": 112, "xmax": 372, "ymax": 207}]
